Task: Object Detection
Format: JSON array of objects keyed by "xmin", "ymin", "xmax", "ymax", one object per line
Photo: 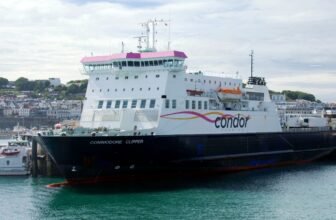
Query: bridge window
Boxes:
[
  {"xmin": 128, "ymin": 61, "xmax": 134, "ymax": 67},
  {"xmin": 122, "ymin": 100, "xmax": 128, "ymax": 108},
  {"xmin": 172, "ymin": 100, "xmax": 177, "ymax": 109},
  {"xmin": 246, "ymin": 92, "xmax": 264, "ymax": 101},
  {"xmin": 186, "ymin": 100, "xmax": 190, "ymax": 109},
  {"xmin": 149, "ymin": 61, "xmax": 154, "ymax": 66},
  {"xmin": 98, "ymin": 101, "xmax": 103, "ymax": 109},
  {"xmin": 158, "ymin": 60, "xmax": 163, "ymax": 65},
  {"xmin": 140, "ymin": 99, "xmax": 146, "ymax": 108},
  {"xmin": 144, "ymin": 61, "xmax": 149, "ymax": 66},
  {"xmin": 106, "ymin": 100, "xmax": 112, "ymax": 109},
  {"xmin": 154, "ymin": 60, "xmax": 158, "ymax": 66},
  {"xmin": 122, "ymin": 61, "xmax": 127, "ymax": 67},
  {"xmin": 115, "ymin": 100, "xmax": 121, "ymax": 108},
  {"xmin": 134, "ymin": 62, "xmax": 139, "ymax": 67},
  {"xmin": 149, "ymin": 99, "xmax": 156, "ymax": 108},
  {"xmin": 131, "ymin": 100, "xmax": 137, "ymax": 108}
]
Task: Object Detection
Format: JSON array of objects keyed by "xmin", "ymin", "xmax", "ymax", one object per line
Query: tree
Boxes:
[
  {"xmin": 0, "ymin": 77, "xmax": 9, "ymax": 88},
  {"xmin": 15, "ymin": 77, "xmax": 30, "ymax": 90}
]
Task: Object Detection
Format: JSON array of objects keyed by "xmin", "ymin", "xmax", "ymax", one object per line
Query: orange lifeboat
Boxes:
[{"xmin": 217, "ymin": 87, "xmax": 242, "ymax": 100}]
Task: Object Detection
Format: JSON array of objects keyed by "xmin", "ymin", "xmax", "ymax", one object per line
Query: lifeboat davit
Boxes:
[{"xmin": 217, "ymin": 87, "xmax": 242, "ymax": 100}]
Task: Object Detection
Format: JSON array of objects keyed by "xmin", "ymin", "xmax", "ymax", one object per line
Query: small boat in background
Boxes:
[{"xmin": 0, "ymin": 139, "xmax": 31, "ymax": 176}]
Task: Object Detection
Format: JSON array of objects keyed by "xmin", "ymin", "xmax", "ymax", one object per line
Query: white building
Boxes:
[{"xmin": 49, "ymin": 78, "xmax": 61, "ymax": 87}]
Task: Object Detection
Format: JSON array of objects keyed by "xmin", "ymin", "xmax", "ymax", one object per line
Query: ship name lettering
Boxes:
[
  {"xmin": 126, "ymin": 139, "xmax": 144, "ymax": 144},
  {"xmin": 215, "ymin": 115, "xmax": 249, "ymax": 129},
  {"xmin": 89, "ymin": 140, "xmax": 122, "ymax": 145}
]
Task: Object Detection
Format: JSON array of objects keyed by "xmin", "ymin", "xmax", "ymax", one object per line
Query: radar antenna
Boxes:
[{"xmin": 139, "ymin": 19, "xmax": 170, "ymax": 52}]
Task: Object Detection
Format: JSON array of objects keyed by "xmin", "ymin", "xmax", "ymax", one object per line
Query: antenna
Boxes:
[
  {"xmin": 139, "ymin": 19, "xmax": 170, "ymax": 52},
  {"xmin": 249, "ymin": 50, "xmax": 254, "ymax": 77},
  {"xmin": 121, "ymin": 42, "xmax": 125, "ymax": 53},
  {"xmin": 134, "ymin": 36, "xmax": 146, "ymax": 52}
]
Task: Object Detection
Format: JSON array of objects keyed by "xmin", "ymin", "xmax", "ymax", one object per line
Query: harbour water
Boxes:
[{"xmin": 1, "ymin": 161, "xmax": 336, "ymax": 219}]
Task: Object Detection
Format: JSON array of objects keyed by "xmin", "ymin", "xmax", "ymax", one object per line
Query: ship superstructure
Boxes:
[{"xmin": 80, "ymin": 52, "xmax": 281, "ymax": 135}]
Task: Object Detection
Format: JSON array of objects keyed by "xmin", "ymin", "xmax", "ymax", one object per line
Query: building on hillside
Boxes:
[{"xmin": 49, "ymin": 78, "xmax": 61, "ymax": 87}]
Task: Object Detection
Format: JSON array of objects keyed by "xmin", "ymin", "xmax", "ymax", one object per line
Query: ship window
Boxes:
[
  {"xmin": 135, "ymin": 75, "xmax": 138, "ymax": 79},
  {"xmin": 122, "ymin": 100, "xmax": 128, "ymax": 108},
  {"xmin": 128, "ymin": 61, "xmax": 134, "ymax": 67},
  {"xmin": 209, "ymin": 80, "xmax": 211, "ymax": 84},
  {"xmin": 141, "ymin": 61, "xmax": 144, "ymax": 66},
  {"xmin": 149, "ymin": 99, "xmax": 156, "ymax": 108},
  {"xmin": 157, "ymin": 87, "xmax": 159, "ymax": 90},
  {"xmin": 204, "ymin": 101, "xmax": 208, "ymax": 110},
  {"xmin": 168, "ymin": 59, "xmax": 173, "ymax": 67},
  {"xmin": 106, "ymin": 77, "xmax": 109, "ymax": 80},
  {"xmin": 92, "ymin": 89, "xmax": 94, "ymax": 93},
  {"xmin": 98, "ymin": 101, "xmax": 104, "ymax": 109},
  {"xmin": 134, "ymin": 61, "xmax": 140, "ymax": 67},
  {"xmin": 190, "ymin": 79, "xmax": 193, "ymax": 82},
  {"xmin": 123, "ymin": 88, "xmax": 126, "ymax": 92},
  {"xmin": 192, "ymin": 100, "xmax": 196, "ymax": 109},
  {"xmin": 165, "ymin": 99, "xmax": 170, "ymax": 108},
  {"xmin": 145, "ymin": 75, "xmax": 148, "ymax": 78},
  {"xmin": 156, "ymin": 74, "xmax": 160, "ymax": 78},
  {"xmin": 198, "ymin": 101, "xmax": 202, "ymax": 109},
  {"xmin": 158, "ymin": 60, "xmax": 163, "ymax": 65},
  {"xmin": 131, "ymin": 88, "xmax": 134, "ymax": 91},
  {"xmin": 115, "ymin": 100, "xmax": 121, "ymax": 108},
  {"xmin": 115, "ymin": 76, "xmax": 119, "ymax": 80},
  {"xmin": 125, "ymin": 76, "xmax": 128, "ymax": 79},
  {"xmin": 6, "ymin": 160, "xmax": 9, "ymax": 165},
  {"xmin": 148, "ymin": 87, "xmax": 151, "ymax": 91},
  {"xmin": 172, "ymin": 100, "xmax": 177, "ymax": 109},
  {"xmin": 185, "ymin": 78, "xmax": 187, "ymax": 81},
  {"xmin": 100, "ymin": 89, "xmax": 102, "ymax": 92},
  {"xmin": 106, "ymin": 100, "xmax": 112, "ymax": 109},
  {"xmin": 107, "ymin": 89, "xmax": 110, "ymax": 92},
  {"xmin": 173, "ymin": 75, "xmax": 176, "ymax": 78},
  {"xmin": 96, "ymin": 77, "xmax": 99, "ymax": 80},
  {"xmin": 246, "ymin": 92, "xmax": 264, "ymax": 101},
  {"xmin": 186, "ymin": 100, "xmax": 190, "ymax": 109},
  {"xmin": 145, "ymin": 61, "xmax": 149, "ymax": 66},
  {"xmin": 204, "ymin": 80, "xmax": 206, "ymax": 83},
  {"xmin": 122, "ymin": 61, "xmax": 127, "ymax": 67},
  {"xmin": 140, "ymin": 99, "xmax": 146, "ymax": 108},
  {"xmin": 154, "ymin": 60, "xmax": 158, "ymax": 66},
  {"xmin": 140, "ymin": 88, "xmax": 142, "ymax": 91},
  {"xmin": 149, "ymin": 61, "xmax": 154, "ymax": 66},
  {"xmin": 115, "ymin": 89, "xmax": 117, "ymax": 92},
  {"xmin": 214, "ymin": 81, "xmax": 216, "ymax": 84},
  {"xmin": 113, "ymin": 62, "xmax": 118, "ymax": 67},
  {"xmin": 229, "ymin": 82, "xmax": 231, "ymax": 85},
  {"xmin": 131, "ymin": 100, "xmax": 137, "ymax": 108}
]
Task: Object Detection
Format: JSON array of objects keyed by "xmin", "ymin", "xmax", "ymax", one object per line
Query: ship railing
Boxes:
[{"xmin": 282, "ymin": 126, "xmax": 332, "ymax": 132}]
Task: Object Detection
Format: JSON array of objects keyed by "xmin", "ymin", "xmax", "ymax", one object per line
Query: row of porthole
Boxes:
[
  {"xmin": 185, "ymin": 78, "xmax": 239, "ymax": 87},
  {"xmin": 92, "ymin": 87, "xmax": 160, "ymax": 93},
  {"xmin": 95, "ymin": 74, "xmax": 166, "ymax": 81}
]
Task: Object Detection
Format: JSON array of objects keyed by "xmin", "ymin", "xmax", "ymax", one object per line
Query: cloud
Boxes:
[{"xmin": 0, "ymin": 0, "xmax": 335, "ymax": 102}]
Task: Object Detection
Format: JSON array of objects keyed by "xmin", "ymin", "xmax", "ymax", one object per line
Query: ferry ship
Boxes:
[{"xmin": 37, "ymin": 20, "xmax": 336, "ymax": 185}]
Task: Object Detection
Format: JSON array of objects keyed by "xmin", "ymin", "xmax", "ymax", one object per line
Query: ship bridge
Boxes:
[{"xmin": 81, "ymin": 51, "xmax": 187, "ymax": 74}]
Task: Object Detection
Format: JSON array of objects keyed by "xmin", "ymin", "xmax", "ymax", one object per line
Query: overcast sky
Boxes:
[{"xmin": 0, "ymin": 0, "xmax": 335, "ymax": 102}]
